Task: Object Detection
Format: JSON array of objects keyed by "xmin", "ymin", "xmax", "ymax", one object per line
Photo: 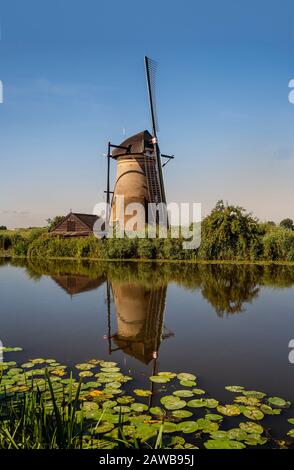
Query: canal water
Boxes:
[{"xmin": 1, "ymin": 258, "xmax": 294, "ymax": 438}]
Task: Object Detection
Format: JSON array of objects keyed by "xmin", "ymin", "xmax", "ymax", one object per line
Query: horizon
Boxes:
[{"xmin": 1, "ymin": 0, "xmax": 294, "ymax": 228}]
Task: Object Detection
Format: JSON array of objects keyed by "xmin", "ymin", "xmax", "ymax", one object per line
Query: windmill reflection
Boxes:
[{"xmin": 106, "ymin": 281, "xmax": 173, "ymax": 365}]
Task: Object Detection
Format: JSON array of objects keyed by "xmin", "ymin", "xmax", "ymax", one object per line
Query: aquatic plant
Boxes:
[{"xmin": 0, "ymin": 348, "xmax": 293, "ymax": 449}]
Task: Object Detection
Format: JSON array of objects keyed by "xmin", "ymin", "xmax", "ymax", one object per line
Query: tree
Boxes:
[
  {"xmin": 0, "ymin": 225, "xmax": 7, "ymax": 231},
  {"xmin": 46, "ymin": 216, "xmax": 64, "ymax": 231},
  {"xmin": 280, "ymin": 218, "xmax": 294, "ymax": 230},
  {"xmin": 199, "ymin": 200, "xmax": 261, "ymax": 260}
]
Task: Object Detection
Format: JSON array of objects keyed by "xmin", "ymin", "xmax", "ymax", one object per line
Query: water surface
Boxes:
[{"xmin": 1, "ymin": 258, "xmax": 294, "ymax": 437}]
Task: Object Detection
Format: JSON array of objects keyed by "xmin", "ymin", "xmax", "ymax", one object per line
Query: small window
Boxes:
[{"xmin": 67, "ymin": 220, "xmax": 76, "ymax": 231}]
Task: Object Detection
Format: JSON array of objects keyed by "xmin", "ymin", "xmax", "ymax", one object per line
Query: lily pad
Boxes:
[
  {"xmin": 177, "ymin": 421, "xmax": 198, "ymax": 433},
  {"xmin": 260, "ymin": 404, "xmax": 281, "ymax": 415},
  {"xmin": 239, "ymin": 422, "xmax": 263, "ymax": 434},
  {"xmin": 242, "ymin": 407, "xmax": 264, "ymax": 420},
  {"xmin": 150, "ymin": 407, "xmax": 165, "ymax": 416},
  {"xmin": 287, "ymin": 429, "xmax": 294, "ymax": 438},
  {"xmin": 158, "ymin": 372, "xmax": 177, "ymax": 379},
  {"xmin": 204, "ymin": 439, "xmax": 246, "ymax": 449},
  {"xmin": 177, "ymin": 373, "xmax": 196, "ymax": 381},
  {"xmin": 79, "ymin": 371, "xmax": 94, "ymax": 378},
  {"xmin": 95, "ymin": 422, "xmax": 115, "ymax": 434},
  {"xmin": 268, "ymin": 396, "xmax": 288, "ymax": 408},
  {"xmin": 100, "ymin": 361, "xmax": 117, "ymax": 368},
  {"xmin": 160, "ymin": 395, "xmax": 186, "ymax": 410},
  {"xmin": 113, "ymin": 405, "xmax": 131, "ymax": 413},
  {"xmin": 149, "ymin": 375, "xmax": 170, "ymax": 383},
  {"xmin": 133, "ymin": 389, "xmax": 152, "ymax": 397},
  {"xmin": 131, "ymin": 403, "xmax": 149, "ymax": 413},
  {"xmin": 217, "ymin": 405, "xmax": 241, "ymax": 416},
  {"xmin": 192, "ymin": 388, "xmax": 205, "ymax": 395},
  {"xmin": 75, "ymin": 363, "xmax": 95, "ymax": 370},
  {"xmin": 242, "ymin": 390, "xmax": 266, "ymax": 399},
  {"xmin": 172, "ymin": 410, "xmax": 193, "ymax": 419},
  {"xmin": 180, "ymin": 380, "xmax": 196, "ymax": 387},
  {"xmin": 205, "ymin": 413, "xmax": 223, "ymax": 422},
  {"xmin": 196, "ymin": 418, "xmax": 219, "ymax": 432},
  {"xmin": 173, "ymin": 390, "xmax": 194, "ymax": 398},
  {"xmin": 225, "ymin": 385, "xmax": 245, "ymax": 393},
  {"xmin": 227, "ymin": 428, "xmax": 248, "ymax": 441}
]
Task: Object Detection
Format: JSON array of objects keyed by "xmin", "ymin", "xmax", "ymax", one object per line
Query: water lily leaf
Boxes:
[
  {"xmin": 31, "ymin": 358, "xmax": 46, "ymax": 364},
  {"xmin": 287, "ymin": 429, "xmax": 294, "ymax": 438},
  {"xmin": 94, "ymin": 422, "xmax": 114, "ymax": 434},
  {"xmin": 51, "ymin": 369, "xmax": 67, "ymax": 377},
  {"xmin": 209, "ymin": 430, "xmax": 228, "ymax": 440},
  {"xmin": 130, "ymin": 415, "xmax": 152, "ymax": 425},
  {"xmin": 268, "ymin": 396, "xmax": 289, "ymax": 408},
  {"xmin": 173, "ymin": 390, "xmax": 194, "ymax": 398},
  {"xmin": 100, "ymin": 367, "xmax": 120, "ymax": 373},
  {"xmin": 177, "ymin": 373, "xmax": 196, "ymax": 381},
  {"xmin": 188, "ymin": 398, "xmax": 218, "ymax": 408},
  {"xmin": 134, "ymin": 389, "xmax": 152, "ymax": 397},
  {"xmin": 0, "ymin": 346, "xmax": 22, "ymax": 352},
  {"xmin": 79, "ymin": 371, "xmax": 94, "ymax": 378},
  {"xmin": 244, "ymin": 433, "xmax": 267, "ymax": 446},
  {"xmin": 242, "ymin": 407, "xmax": 264, "ymax": 420},
  {"xmin": 217, "ymin": 405, "xmax": 241, "ymax": 416},
  {"xmin": 102, "ymin": 400, "xmax": 117, "ymax": 409},
  {"xmin": 204, "ymin": 439, "xmax": 246, "ymax": 449},
  {"xmin": 171, "ymin": 436, "xmax": 186, "ymax": 446},
  {"xmin": 227, "ymin": 428, "xmax": 248, "ymax": 441},
  {"xmin": 102, "ymin": 388, "xmax": 122, "ymax": 395},
  {"xmin": 225, "ymin": 385, "xmax": 244, "ymax": 393},
  {"xmin": 117, "ymin": 396, "xmax": 134, "ymax": 405},
  {"xmin": 205, "ymin": 413, "xmax": 223, "ymax": 422},
  {"xmin": 21, "ymin": 362, "xmax": 34, "ymax": 369},
  {"xmin": 242, "ymin": 390, "xmax": 266, "ymax": 399},
  {"xmin": 192, "ymin": 388, "xmax": 205, "ymax": 395},
  {"xmin": 83, "ymin": 401, "xmax": 99, "ymax": 412},
  {"xmin": 88, "ymin": 359, "xmax": 101, "ymax": 365},
  {"xmin": 196, "ymin": 418, "xmax": 219, "ymax": 433},
  {"xmin": 260, "ymin": 404, "xmax": 281, "ymax": 415},
  {"xmin": 149, "ymin": 375, "xmax": 170, "ymax": 383},
  {"xmin": 177, "ymin": 421, "xmax": 198, "ymax": 434},
  {"xmin": 158, "ymin": 372, "xmax": 177, "ymax": 379},
  {"xmin": 113, "ymin": 405, "xmax": 131, "ymax": 413},
  {"xmin": 131, "ymin": 403, "xmax": 149, "ymax": 413},
  {"xmin": 180, "ymin": 380, "xmax": 196, "ymax": 387},
  {"xmin": 100, "ymin": 361, "xmax": 117, "ymax": 368},
  {"xmin": 234, "ymin": 396, "xmax": 260, "ymax": 406},
  {"xmin": 75, "ymin": 363, "xmax": 95, "ymax": 370},
  {"xmin": 239, "ymin": 422, "xmax": 263, "ymax": 434},
  {"xmin": 150, "ymin": 406, "xmax": 165, "ymax": 416},
  {"xmin": 288, "ymin": 418, "xmax": 294, "ymax": 425},
  {"xmin": 172, "ymin": 410, "xmax": 193, "ymax": 419},
  {"xmin": 162, "ymin": 422, "xmax": 178, "ymax": 433},
  {"xmin": 160, "ymin": 395, "xmax": 186, "ymax": 410},
  {"xmin": 135, "ymin": 423, "xmax": 159, "ymax": 441}
]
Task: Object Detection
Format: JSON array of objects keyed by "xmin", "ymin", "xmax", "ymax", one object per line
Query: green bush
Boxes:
[{"xmin": 262, "ymin": 228, "xmax": 294, "ymax": 261}]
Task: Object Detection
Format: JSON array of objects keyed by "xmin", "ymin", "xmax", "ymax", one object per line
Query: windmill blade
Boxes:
[{"xmin": 144, "ymin": 56, "xmax": 159, "ymax": 137}]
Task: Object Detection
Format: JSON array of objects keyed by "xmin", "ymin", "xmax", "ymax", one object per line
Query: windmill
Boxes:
[{"xmin": 104, "ymin": 56, "xmax": 174, "ymax": 231}]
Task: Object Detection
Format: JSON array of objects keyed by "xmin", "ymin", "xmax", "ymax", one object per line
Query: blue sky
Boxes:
[{"xmin": 0, "ymin": 0, "xmax": 294, "ymax": 227}]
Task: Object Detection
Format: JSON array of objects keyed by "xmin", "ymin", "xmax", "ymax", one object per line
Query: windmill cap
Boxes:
[{"xmin": 111, "ymin": 130, "xmax": 155, "ymax": 158}]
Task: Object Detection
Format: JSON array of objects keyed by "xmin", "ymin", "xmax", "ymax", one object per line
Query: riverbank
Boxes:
[
  {"xmin": 1, "ymin": 203, "xmax": 294, "ymax": 262},
  {"xmin": 1, "ymin": 252, "xmax": 294, "ymax": 266}
]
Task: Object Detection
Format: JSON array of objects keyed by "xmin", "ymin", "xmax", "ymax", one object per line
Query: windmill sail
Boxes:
[{"xmin": 144, "ymin": 56, "xmax": 167, "ymax": 208}]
